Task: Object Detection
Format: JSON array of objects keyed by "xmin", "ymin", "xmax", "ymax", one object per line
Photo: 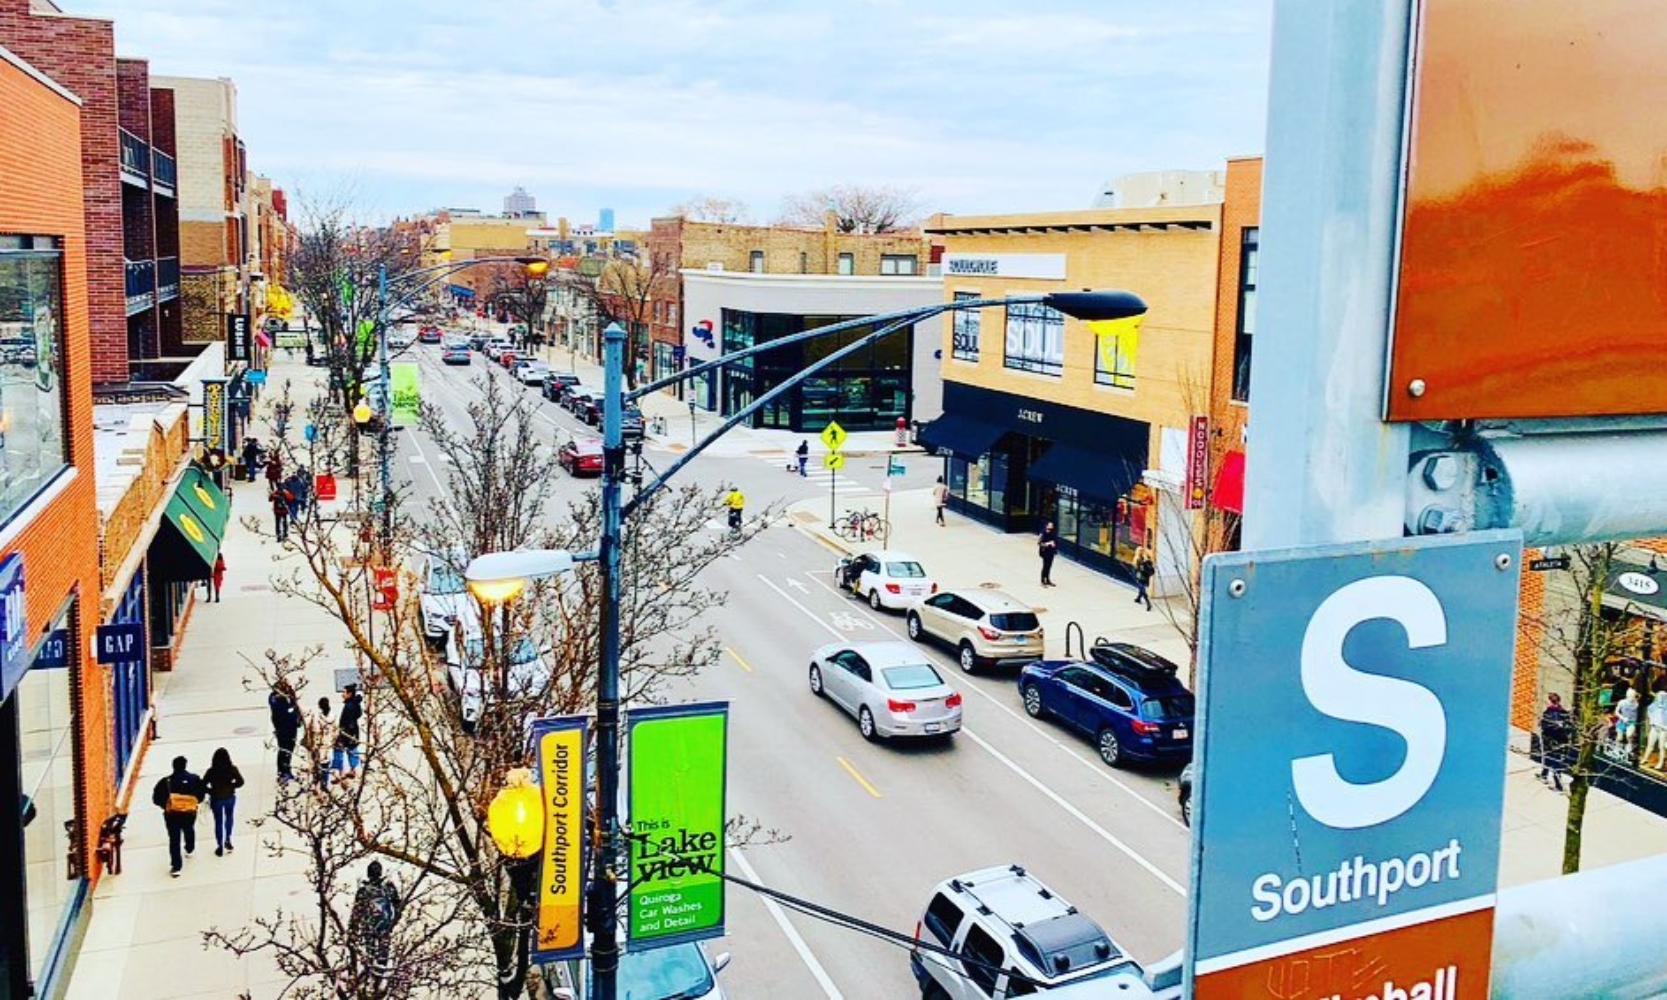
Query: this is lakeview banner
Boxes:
[
  {"xmin": 390, "ymin": 361, "xmax": 420, "ymax": 426},
  {"xmin": 627, "ymin": 702, "xmax": 728, "ymax": 950}
]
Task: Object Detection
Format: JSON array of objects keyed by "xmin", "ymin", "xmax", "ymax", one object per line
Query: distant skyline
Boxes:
[{"xmin": 71, "ymin": 0, "xmax": 1274, "ymax": 229}]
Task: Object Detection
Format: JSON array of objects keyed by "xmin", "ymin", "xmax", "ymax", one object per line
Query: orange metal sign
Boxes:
[{"xmin": 1390, "ymin": 0, "xmax": 1667, "ymax": 420}]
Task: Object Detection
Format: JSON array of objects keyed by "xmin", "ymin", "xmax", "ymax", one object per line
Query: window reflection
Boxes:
[{"xmin": 0, "ymin": 237, "xmax": 68, "ymax": 525}]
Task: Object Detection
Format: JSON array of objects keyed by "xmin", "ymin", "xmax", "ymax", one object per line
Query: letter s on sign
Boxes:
[{"xmin": 1290, "ymin": 576, "xmax": 1447, "ymax": 830}]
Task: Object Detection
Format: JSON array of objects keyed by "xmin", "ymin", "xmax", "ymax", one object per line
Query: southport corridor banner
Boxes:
[
  {"xmin": 530, "ymin": 715, "xmax": 588, "ymax": 963},
  {"xmin": 627, "ymin": 701, "xmax": 729, "ymax": 950}
]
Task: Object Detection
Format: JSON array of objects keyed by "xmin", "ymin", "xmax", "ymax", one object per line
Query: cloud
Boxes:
[{"xmin": 76, "ymin": 0, "xmax": 1272, "ymax": 225}]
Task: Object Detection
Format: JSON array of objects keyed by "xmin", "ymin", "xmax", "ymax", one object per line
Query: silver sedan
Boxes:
[{"xmin": 808, "ymin": 641, "xmax": 963, "ymax": 741}]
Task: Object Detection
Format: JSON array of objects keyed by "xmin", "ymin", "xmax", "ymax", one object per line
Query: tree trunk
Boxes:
[{"xmin": 1563, "ymin": 771, "xmax": 1589, "ymax": 874}]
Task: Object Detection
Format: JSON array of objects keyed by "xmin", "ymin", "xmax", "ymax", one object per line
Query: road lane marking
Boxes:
[
  {"xmin": 727, "ymin": 847, "xmax": 844, "ymax": 999},
  {"xmin": 801, "ymin": 571, "xmax": 1189, "ymax": 832},
  {"xmin": 835, "ymin": 756, "xmax": 883, "ymax": 798},
  {"xmin": 961, "ymin": 728, "xmax": 1185, "ymax": 896},
  {"xmin": 725, "ymin": 646, "xmax": 754, "ymax": 673},
  {"xmin": 400, "ymin": 423, "xmax": 450, "ymax": 496},
  {"xmin": 786, "ymin": 577, "xmax": 809, "ymax": 593},
  {"xmin": 756, "ymin": 576, "xmax": 845, "ymax": 641}
]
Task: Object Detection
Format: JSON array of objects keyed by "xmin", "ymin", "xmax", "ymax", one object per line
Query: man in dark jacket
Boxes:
[
  {"xmin": 334, "ymin": 684, "xmax": 364, "ymax": 779},
  {"xmin": 151, "ymin": 756, "xmax": 206, "ymax": 876},
  {"xmin": 349, "ymin": 861, "xmax": 402, "ymax": 979},
  {"xmin": 1539, "ymin": 692, "xmax": 1574, "ymax": 792},
  {"xmin": 269, "ymin": 682, "xmax": 303, "ymax": 784}
]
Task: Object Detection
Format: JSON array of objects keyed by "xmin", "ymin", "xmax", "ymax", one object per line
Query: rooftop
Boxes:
[{"xmin": 93, "ymin": 398, "xmax": 189, "ymax": 518}]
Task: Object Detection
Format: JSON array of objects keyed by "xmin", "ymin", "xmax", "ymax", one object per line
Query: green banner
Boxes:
[
  {"xmin": 627, "ymin": 702, "xmax": 728, "ymax": 949},
  {"xmin": 390, "ymin": 361, "xmax": 420, "ymax": 426}
]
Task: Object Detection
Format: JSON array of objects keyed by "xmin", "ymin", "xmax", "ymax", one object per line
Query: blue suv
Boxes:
[{"xmin": 1018, "ymin": 641, "xmax": 1194, "ymax": 768}]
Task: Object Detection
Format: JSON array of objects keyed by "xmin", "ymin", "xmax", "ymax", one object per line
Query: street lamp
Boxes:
[
  {"xmin": 486, "ymin": 768, "xmax": 544, "ymax": 1000},
  {"xmin": 469, "ymin": 291, "xmax": 1146, "ymax": 1000}
]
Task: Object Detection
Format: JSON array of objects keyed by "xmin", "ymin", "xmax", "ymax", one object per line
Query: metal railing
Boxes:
[
  {"xmin": 156, "ymin": 257, "xmax": 179, "ymax": 301},
  {"xmin": 124, "ymin": 259, "xmax": 154, "ymax": 314},
  {"xmin": 118, "ymin": 129, "xmax": 148, "ymax": 183},
  {"xmin": 152, "ymin": 150, "xmax": 177, "ymax": 190}
]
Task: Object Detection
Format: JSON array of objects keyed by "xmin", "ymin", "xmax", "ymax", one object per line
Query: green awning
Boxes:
[
  {"xmin": 176, "ymin": 467, "xmax": 230, "ymax": 539},
  {"xmin": 151, "ymin": 468, "xmax": 229, "ymax": 581}
]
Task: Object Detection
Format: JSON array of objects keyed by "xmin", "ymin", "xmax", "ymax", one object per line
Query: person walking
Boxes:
[
  {"xmin": 796, "ymin": 439, "xmax": 810, "ymax": 478},
  {"xmin": 1538, "ymin": 692, "xmax": 1573, "ymax": 792},
  {"xmin": 241, "ymin": 437, "xmax": 261, "ymax": 483},
  {"xmin": 269, "ymin": 681, "xmax": 302, "ymax": 785},
  {"xmin": 725, "ymin": 487, "xmax": 745, "ymax": 533},
  {"xmin": 334, "ymin": 683, "xmax": 364, "ymax": 780},
  {"xmin": 209, "ymin": 553, "xmax": 226, "ymax": 602},
  {"xmin": 349, "ymin": 861, "xmax": 403, "ymax": 981},
  {"xmin": 1037, "ymin": 521, "xmax": 1059, "ymax": 587},
  {"xmin": 933, "ymin": 476, "xmax": 949, "ymax": 526},
  {"xmin": 202, "ymin": 747, "xmax": 245, "ymax": 856},
  {"xmin": 264, "ymin": 453, "xmax": 283, "ymax": 492},
  {"xmin": 151, "ymin": 756, "xmax": 206, "ymax": 877},
  {"xmin": 281, "ymin": 471, "xmax": 302, "ymax": 521},
  {"xmin": 311, "ymin": 696, "xmax": 334, "ymax": 795},
  {"xmin": 270, "ymin": 486, "xmax": 290, "ymax": 542},
  {"xmin": 1133, "ymin": 544, "xmax": 1156, "ymax": 611}
]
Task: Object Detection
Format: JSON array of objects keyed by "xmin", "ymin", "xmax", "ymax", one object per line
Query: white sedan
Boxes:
[
  {"xmin": 834, "ymin": 549, "xmax": 937, "ymax": 611},
  {"xmin": 808, "ymin": 640, "xmax": 962, "ymax": 741}
]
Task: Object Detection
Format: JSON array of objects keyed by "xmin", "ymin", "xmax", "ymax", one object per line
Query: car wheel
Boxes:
[
  {"xmin": 906, "ymin": 613, "xmax": 924, "ymax": 641},
  {"xmin": 868, "ymin": 588, "xmax": 883, "ymax": 611},
  {"xmin": 958, "ymin": 642, "xmax": 979, "ymax": 675},
  {"xmin": 1022, "ymin": 684, "xmax": 1046, "ymax": 719},
  {"xmin": 1180, "ymin": 786, "xmax": 1192, "ymax": 827},
  {"xmin": 858, "ymin": 706, "xmax": 880, "ymax": 742},
  {"xmin": 1098, "ymin": 728, "xmax": 1126, "ymax": 768},
  {"xmin": 922, "ymin": 983, "xmax": 951, "ymax": 1000},
  {"xmin": 808, "ymin": 665, "xmax": 824, "ymax": 697}
]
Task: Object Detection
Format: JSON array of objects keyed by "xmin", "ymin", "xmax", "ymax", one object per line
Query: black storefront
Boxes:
[
  {"xmin": 921, "ymin": 382, "xmax": 1151, "ymax": 581},
  {"xmin": 716, "ymin": 309, "xmax": 912, "ymax": 433}
]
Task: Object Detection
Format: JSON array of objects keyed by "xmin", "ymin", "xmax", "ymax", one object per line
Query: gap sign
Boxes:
[{"xmin": 1187, "ymin": 531, "xmax": 1520, "ymax": 1000}]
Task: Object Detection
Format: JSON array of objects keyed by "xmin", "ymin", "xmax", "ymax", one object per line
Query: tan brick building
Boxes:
[{"xmin": 152, "ymin": 75, "xmax": 245, "ymax": 346}]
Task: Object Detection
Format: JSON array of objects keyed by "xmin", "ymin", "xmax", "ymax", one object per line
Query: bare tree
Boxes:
[
  {"xmin": 667, "ymin": 196, "xmax": 751, "ymax": 224},
  {"xmin": 777, "ymin": 184, "xmax": 922, "ymax": 233},
  {"xmin": 482, "ymin": 264, "xmax": 549, "ymax": 353},
  {"xmin": 567, "ymin": 252, "xmax": 677, "ymax": 390},
  {"xmin": 207, "ymin": 372, "xmax": 784, "ymax": 997}
]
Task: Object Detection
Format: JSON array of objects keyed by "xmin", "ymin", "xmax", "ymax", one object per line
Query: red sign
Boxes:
[
  {"xmin": 371, "ymin": 568, "xmax": 398, "ymax": 611},
  {"xmin": 314, "ymin": 473, "xmax": 337, "ymax": 502},
  {"xmin": 1184, "ymin": 415, "xmax": 1209, "ymax": 510}
]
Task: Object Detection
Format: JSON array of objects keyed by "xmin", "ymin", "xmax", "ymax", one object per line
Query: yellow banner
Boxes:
[
  {"xmin": 202, "ymin": 380, "xmax": 226, "ymax": 452},
  {"xmin": 535, "ymin": 723, "xmax": 586, "ymax": 959}
]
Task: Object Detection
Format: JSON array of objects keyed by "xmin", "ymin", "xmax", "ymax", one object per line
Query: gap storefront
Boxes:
[{"xmin": 922, "ymin": 382, "xmax": 1153, "ymax": 582}]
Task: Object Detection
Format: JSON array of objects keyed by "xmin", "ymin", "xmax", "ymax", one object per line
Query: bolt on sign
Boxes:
[
  {"xmin": 389, "ymin": 361, "xmax": 421, "ymax": 426},
  {"xmin": 531, "ymin": 715, "xmax": 588, "ymax": 963},
  {"xmin": 1390, "ymin": 0, "xmax": 1667, "ymax": 420},
  {"xmin": 1186, "ymin": 531, "xmax": 1521, "ymax": 1000},
  {"xmin": 627, "ymin": 702, "xmax": 728, "ymax": 950}
]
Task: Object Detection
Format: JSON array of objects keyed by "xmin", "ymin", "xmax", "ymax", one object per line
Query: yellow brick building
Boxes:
[{"xmin": 922, "ymin": 205, "xmax": 1219, "ymax": 585}]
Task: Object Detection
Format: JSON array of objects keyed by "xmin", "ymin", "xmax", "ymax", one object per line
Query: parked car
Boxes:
[
  {"xmin": 416, "ymin": 549, "xmax": 470, "ymax": 651},
  {"xmin": 542, "ymin": 941, "xmax": 730, "ymax": 1000},
  {"xmin": 808, "ymin": 640, "xmax": 962, "ymax": 741},
  {"xmin": 542, "ymin": 372, "xmax": 581, "ymax": 402},
  {"xmin": 835, "ymin": 550, "xmax": 937, "ymax": 611},
  {"xmin": 620, "ymin": 404, "xmax": 645, "ymax": 440},
  {"xmin": 517, "ymin": 361, "xmax": 552, "ymax": 385},
  {"xmin": 417, "ymin": 326, "xmax": 444, "ymax": 344},
  {"xmin": 555, "ymin": 380, "xmax": 588, "ymax": 408},
  {"xmin": 575, "ymin": 395, "xmax": 603, "ymax": 426},
  {"xmin": 912, "ymin": 865, "xmax": 1175, "ymax": 999},
  {"xmin": 906, "ymin": 589, "xmax": 1044, "ymax": 674},
  {"xmin": 1017, "ymin": 642, "xmax": 1195, "ymax": 768},
  {"xmin": 388, "ymin": 327, "xmax": 416, "ymax": 349},
  {"xmin": 468, "ymin": 333, "xmax": 493, "ymax": 351},
  {"xmin": 566, "ymin": 389, "xmax": 599, "ymax": 419},
  {"xmin": 441, "ymin": 346, "xmax": 472, "ymax": 365},
  {"xmin": 557, "ymin": 437, "xmax": 604, "ymax": 476},
  {"xmin": 497, "ymin": 348, "xmax": 519, "ymax": 368},
  {"xmin": 446, "ymin": 635, "xmax": 552, "ymax": 733},
  {"xmin": 1177, "ymin": 762, "xmax": 1193, "ymax": 827}
]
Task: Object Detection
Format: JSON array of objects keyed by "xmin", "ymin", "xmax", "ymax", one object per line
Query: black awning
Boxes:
[
  {"xmin": 918, "ymin": 412, "xmax": 1006, "ymax": 459},
  {"xmin": 1029, "ymin": 443, "xmax": 1141, "ymax": 501}
]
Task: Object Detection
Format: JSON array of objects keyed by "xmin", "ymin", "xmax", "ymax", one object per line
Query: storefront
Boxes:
[
  {"xmin": 923, "ymin": 383, "xmax": 1151, "ymax": 581},
  {"xmin": 717, "ymin": 309, "xmax": 912, "ymax": 432},
  {"xmin": 1581, "ymin": 560, "xmax": 1667, "ymax": 817},
  {"xmin": 144, "ymin": 467, "xmax": 229, "ymax": 665}
]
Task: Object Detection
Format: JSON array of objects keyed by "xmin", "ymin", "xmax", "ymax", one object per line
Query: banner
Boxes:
[
  {"xmin": 627, "ymin": 702, "xmax": 728, "ymax": 950},
  {"xmin": 390, "ymin": 361, "xmax": 420, "ymax": 426},
  {"xmin": 201, "ymin": 378, "xmax": 228, "ymax": 454},
  {"xmin": 1089, "ymin": 314, "xmax": 1141, "ymax": 386},
  {"xmin": 530, "ymin": 715, "xmax": 589, "ymax": 963},
  {"xmin": 1184, "ymin": 415, "xmax": 1210, "ymax": 511},
  {"xmin": 225, "ymin": 313, "xmax": 251, "ymax": 363}
]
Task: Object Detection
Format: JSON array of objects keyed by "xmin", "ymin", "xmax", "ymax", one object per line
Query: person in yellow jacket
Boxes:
[{"xmin": 725, "ymin": 487, "xmax": 745, "ymax": 531}]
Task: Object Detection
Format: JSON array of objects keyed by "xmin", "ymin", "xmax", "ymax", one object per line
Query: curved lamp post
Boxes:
[{"xmin": 468, "ymin": 291, "xmax": 1147, "ymax": 1000}]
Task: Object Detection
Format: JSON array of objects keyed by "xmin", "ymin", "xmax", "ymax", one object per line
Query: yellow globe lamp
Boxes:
[
  {"xmin": 353, "ymin": 400, "xmax": 374, "ymax": 425},
  {"xmin": 486, "ymin": 768, "xmax": 544, "ymax": 860}
]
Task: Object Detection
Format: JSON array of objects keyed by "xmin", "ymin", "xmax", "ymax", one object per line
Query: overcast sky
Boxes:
[{"xmin": 77, "ymin": 0, "xmax": 1274, "ymax": 228}]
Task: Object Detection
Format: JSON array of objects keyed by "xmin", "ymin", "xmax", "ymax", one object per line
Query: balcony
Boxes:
[
  {"xmin": 152, "ymin": 150, "xmax": 177, "ymax": 195},
  {"xmin": 156, "ymin": 257, "xmax": 179, "ymax": 302},
  {"xmin": 124, "ymin": 259, "xmax": 154, "ymax": 315},
  {"xmin": 119, "ymin": 129, "xmax": 149, "ymax": 188}
]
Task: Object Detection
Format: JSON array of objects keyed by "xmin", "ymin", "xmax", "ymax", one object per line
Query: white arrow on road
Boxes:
[{"xmin": 786, "ymin": 578, "xmax": 809, "ymax": 594}]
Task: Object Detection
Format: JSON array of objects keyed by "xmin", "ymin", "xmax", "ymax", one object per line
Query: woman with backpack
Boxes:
[{"xmin": 202, "ymin": 747, "xmax": 245, "ymax": 856}]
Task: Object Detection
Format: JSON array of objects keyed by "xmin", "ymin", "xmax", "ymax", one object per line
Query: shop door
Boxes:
[{"xmin": 723, "ymin": 370, "xmax": 754, "ymax": 425}]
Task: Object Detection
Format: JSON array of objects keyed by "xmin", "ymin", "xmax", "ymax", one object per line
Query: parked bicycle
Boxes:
[{"xmin": 834, "ymin": 508, "xmax": 890, "ymax": 544}]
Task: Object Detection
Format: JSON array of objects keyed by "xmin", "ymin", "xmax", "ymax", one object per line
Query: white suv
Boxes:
[{"xmin": 911, "ymin": 865, "xmax": 1177, "ymax": 999}]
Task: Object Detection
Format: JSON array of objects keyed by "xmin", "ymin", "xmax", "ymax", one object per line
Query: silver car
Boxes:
[{"xmin": 809, "ymin": 640, "xmax": 963, "ymax": 741}]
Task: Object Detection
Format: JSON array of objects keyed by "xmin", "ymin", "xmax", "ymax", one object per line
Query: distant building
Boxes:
[
  {"xmin": 504, "ymin": 186, "xmax": 537, "ymax": 217},
  {"xmin": 598, "ymin": 208, "xmax": 615, "ymax": 234},
  {"xmin": 1092, "ymin": 170, "xmax": 1225, "ymax": 209}
]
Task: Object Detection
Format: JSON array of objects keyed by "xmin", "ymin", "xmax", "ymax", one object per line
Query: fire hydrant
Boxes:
[{"xmin": 895, "ymin": 417, "xmax": 908, "ymax": 448}]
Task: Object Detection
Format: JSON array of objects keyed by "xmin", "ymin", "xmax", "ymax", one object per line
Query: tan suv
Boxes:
[{"xmin": 906, "ymin": 588, "xmax": 1044, "ymax": 674}]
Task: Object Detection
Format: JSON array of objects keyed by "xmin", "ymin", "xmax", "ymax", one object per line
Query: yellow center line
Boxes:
[
  {"xmin": 724, "ymin": 646, "xmax": 754, "ymax": 673},
  {"xmin": 836, "ymin": 756, "xmax": 883, "ymax": 798}
]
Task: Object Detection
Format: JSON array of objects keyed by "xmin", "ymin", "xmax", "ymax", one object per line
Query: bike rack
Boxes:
[{"xmin": 1065, "ymin": 621, "xmax": 1085, "ymax": 661}]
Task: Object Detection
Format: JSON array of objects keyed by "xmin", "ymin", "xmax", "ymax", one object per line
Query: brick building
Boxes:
[
  {"xmin": 152, "ymin": 75, "xmax": 245, "ymax": 348},
  {"xmin": 0, "ymin": 40, "xmax": 112, "ymax": 999}
]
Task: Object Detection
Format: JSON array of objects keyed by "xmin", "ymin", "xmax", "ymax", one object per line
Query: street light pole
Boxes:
[{"xmin": 591, "ymin": 320, "xmax": 626, "ymax": 1000}]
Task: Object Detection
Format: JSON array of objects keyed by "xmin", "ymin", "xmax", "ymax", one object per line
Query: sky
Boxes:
[{"xmin": 75, "ymin": 0, "xmax": 1274, "ymax": 229}]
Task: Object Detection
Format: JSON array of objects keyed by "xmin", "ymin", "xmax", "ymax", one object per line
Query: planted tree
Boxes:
[{"xmin": 777, "ymin": 184, "xmax": 922, "ymax": 233}]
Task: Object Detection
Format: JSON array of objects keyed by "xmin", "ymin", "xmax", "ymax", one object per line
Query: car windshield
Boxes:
[
  {"xmin": 1143, "ymin": 694, "xmax": 1196, "ymax": 720},
  {"xmin": 618, "ymin": 942, "xmax": 714, "ymax": 999},
  {"xmin": 989, "ymin": 611, "xmax": 1040, "ymax": 632},
  {"xmin": 881, "ymin": 664, "xmax": 943, "ymax": 690},
  {"xmin": 464, "ymin": 637, "xmax": 540, "ymax": 665},
  {"xmin": 427, "ymin": 562, "xmax": 466, "ymax": 595},
  {"xmin": 884, "ymin": 561, "xmax": 926, "ymax": 578}
]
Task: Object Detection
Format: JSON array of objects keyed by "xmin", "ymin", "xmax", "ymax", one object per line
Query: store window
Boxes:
[
  {"xmin": 952, "ymin": 292, "xmax": 980, "ymax": 362},
  {"xmin": 1003, "ymin": 301, "xmax": 1064, "ymax": 376},
  {"xmin": 837, "ymin": 253, "xmax": 855, "ymax": 276},
  {"xmin": 20, "ymin": 602, "xmax": 78, "ymax": 984},
  {"xmin": 1093, "ymin": 322, "xmax": 1137, "ymax": 390},
  {"xmin": 749, "ymin": 250, "xmax": 765, "ymax": 273},
  {"xmin": 1233, "ymin": 227, "xmax": 1258, "ymax": 402},
  {"xmin": 880, "ymin": 254, "xmax": 918, "ymax": 276},
  {"xmin": 0, "ymin": 236, "xmax": 69, "ymax": 526}
]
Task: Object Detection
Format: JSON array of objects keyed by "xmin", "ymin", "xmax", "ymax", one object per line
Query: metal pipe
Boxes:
[
  {"xmin": 1490, "ymin": 855, "xmax": 1667, "ymax": 999},
  {"xmin": 376, "ymin": 264, "xmax": 392, "ymax": 555},
  {"xmin": 591, "ymin": 321, "xmax": 626, "ymax": 1000}
]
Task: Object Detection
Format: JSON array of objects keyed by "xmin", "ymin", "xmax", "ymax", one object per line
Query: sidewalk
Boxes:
[{"xmin": 66, "ymin": 355, "xmax": 359, "ymax": 998}]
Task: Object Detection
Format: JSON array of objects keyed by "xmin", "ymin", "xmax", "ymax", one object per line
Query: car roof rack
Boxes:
[{"xmin": 1088, "ymin": 640, "xmax": 1180, "ymax": 680}]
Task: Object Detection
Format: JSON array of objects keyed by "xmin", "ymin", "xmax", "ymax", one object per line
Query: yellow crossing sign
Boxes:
[
  {"xmin": 824, "ymin": 453, "xmax": 846, "ymax": 470},
  {"xmin": 819, "ymin": 421, "xmax": 847, "ymax": 453}
]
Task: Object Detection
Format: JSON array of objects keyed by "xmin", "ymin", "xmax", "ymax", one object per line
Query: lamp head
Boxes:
[
  {"xmin": 486, "ymin": 767, "xmax": 544, "ymax": 860},
  {"xmin": 1042, "ymin": 290, "xmax": 1149, "ymax": 322},
  {"xmin": 352, "ymin": 400, "xmax": 374, "ymax": 424},
  {"xmin": 464, "ymin": 549, "xmax": 575, "ymax": 605},
  {"xmin": 468, "ymin": 577, "xmax": 526, "ymax": 604}
]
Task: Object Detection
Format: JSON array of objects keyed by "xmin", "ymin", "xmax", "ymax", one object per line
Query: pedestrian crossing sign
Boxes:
[
  {"xmin": 819, "ymin": 421, "xmax": 847, "ymax": 453},
  {"xmin": 825, "ymin": 453, "xmax": 846, "ymax": 470}
]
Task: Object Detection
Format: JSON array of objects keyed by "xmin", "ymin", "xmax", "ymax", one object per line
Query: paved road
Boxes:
[{"xmin": 395, "ymin": 343, "xmax": 1194, "ymax": 997}]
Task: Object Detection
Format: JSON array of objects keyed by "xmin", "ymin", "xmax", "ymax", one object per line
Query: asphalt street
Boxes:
[{"xmin": 393, "ymin": 341, "xmax": 1194, "ymax": 998}]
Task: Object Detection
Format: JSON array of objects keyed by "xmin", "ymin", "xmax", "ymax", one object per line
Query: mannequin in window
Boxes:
[
  {"xmin": 1646, "ymin": 694, "xmax": 1667, "ymax": 769},
  {"xmin": 1614, "ymin": 687, "xmax": 1642, "ymax": 754}
]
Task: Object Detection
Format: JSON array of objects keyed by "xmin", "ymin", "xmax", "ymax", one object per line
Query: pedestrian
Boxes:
[
  {"xmin": 282, "ymin": 472, "xmax": 302, "ymax": 520},
  {"xmin": 796, "ymin": 439, "xmax": 810, "ymax": 478},
  {"xmin": 1133, "ymin": 544, "xmax": 1156, "ymax": 611},
  {"xmin": 270, "ymin": 487, "xmax": 290, "ymax": 542},
  {"xmin": 209, "ymin": 553, "xmax": 226, "ymax": 602},
  {"xmin": 241, "ymin": 437, "xmax": 261, "ymax": 482},
  {"xmin": 725, "ymin": 487, "xmax": 745, "ymax": 532},
  {"xmin": 933, "ymin": 476, "xmax": 948, "ymax": 526},
  {"xmin": 1538, "ymin": 692, "xmax": 1573, "ymax": 792},
  {"xmin": 334, "ymin": 683, "xmax": 363, "ymax": 780},
  {"xmin": 151, "ymin": 755, "xmax": 206, "ymax": 877},
  {"xmin": 312, "ymin": 696, "xmax": 334, "ymax": 794},
  {"xmin": 202, "ymin": 747, "xmax": 245, "ymax": 856},
  {"xmin": 294, "ymin": 465, "xmax": 312, "ymax": 514},
  {"xmin": 269, "ymin": 680, "xmax": 302, "ymax": 784},
  {"xmin": 349, "ymin": 860, "xmax": 403, "ymax": 981},
  {"xmin": 1036, "ymin": 521, "xmax": 1060, "ymax": 587}
]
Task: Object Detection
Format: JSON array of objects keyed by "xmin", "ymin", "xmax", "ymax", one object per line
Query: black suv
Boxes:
[{"xmin": 541, "ymin": 372, "xmax": 581, "ymax": 402}]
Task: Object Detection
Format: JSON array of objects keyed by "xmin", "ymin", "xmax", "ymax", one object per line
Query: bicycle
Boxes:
[{"xmin": 835, "ymin": 509, "xmax": 890, "ymax": 544}]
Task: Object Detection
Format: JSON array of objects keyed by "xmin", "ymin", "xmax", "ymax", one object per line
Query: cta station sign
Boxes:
[{"xmin": 1187, "ymin": 532, "xmax": 1520, "ymax": 1000}]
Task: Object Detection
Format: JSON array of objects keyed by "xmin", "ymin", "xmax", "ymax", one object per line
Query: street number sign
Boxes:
[
  {"xmin": 819, "ymin": 421, "xmax": 847, "ymax": 453},
  {"xmin": 824, "ymin": 453, "xmax": 845, "ymax": 471},
  {"xmin": 1187, "ymin": 531, "xmax": 1521, "ymax": 1000}
]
